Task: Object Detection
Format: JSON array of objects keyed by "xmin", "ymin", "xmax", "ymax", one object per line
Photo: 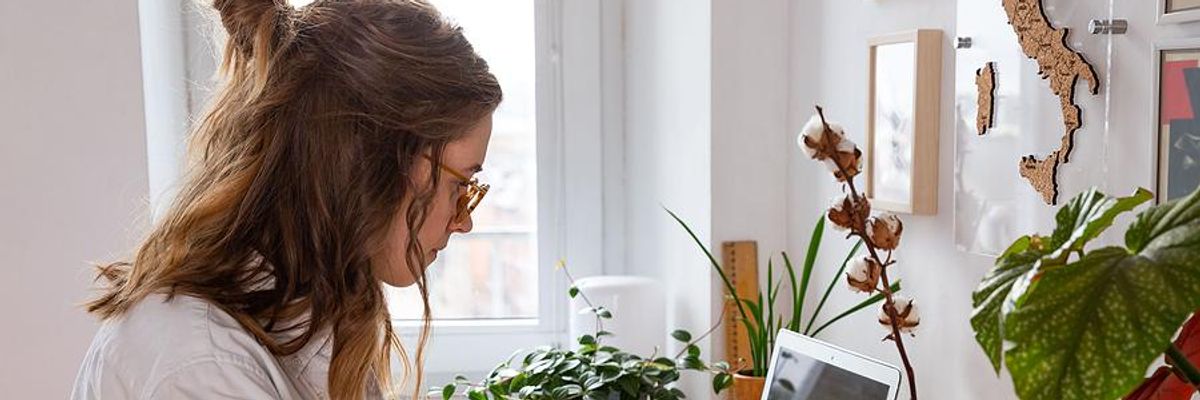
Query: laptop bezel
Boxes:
[{"xmin": 758, "ymin": 329, "xmax": 902, "ymax": 400}]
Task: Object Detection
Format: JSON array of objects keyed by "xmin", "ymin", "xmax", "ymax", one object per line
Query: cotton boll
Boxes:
[
  {"xmin": 798, "ymin": 115, "xmax": 825, "ymax": 159},
  {"xmin": 866, "ymin": 213, "xmax": 904, "ymax": 251},
  {"xmin": 878, "ymin": 296, "xmax": 920, "ymax": 334},
  {"xmin": 846, "ymin": 256, "xmax": 882, "ymax": 293},
  {"xmin": 826, "ymin": 194, "xmax": 870, "ymax": 232}
]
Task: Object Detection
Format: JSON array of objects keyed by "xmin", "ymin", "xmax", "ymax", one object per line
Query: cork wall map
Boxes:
[
  {"xmin": 1002, "ymin": 0, "xmax": 1100, "ymax": 205},
  {"xmin": 955, "ymin": 0, "xmax": 1111, "ymax": 255}
]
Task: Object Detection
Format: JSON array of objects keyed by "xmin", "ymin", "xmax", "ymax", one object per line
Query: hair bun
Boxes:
[{"xmin": 213, "ymin": 0, "xmax": 292, "ymax": 60}]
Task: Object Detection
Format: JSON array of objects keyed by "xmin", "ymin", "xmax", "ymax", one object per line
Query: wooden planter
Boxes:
[{"xmin": 732, "ymin": 372, "xmax": 765, "ymax": 400}]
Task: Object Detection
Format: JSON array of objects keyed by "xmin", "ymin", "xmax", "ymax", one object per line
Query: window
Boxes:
[{"xmin": 386, "ymin": 0, "xmax": 540, "ymax": 322}]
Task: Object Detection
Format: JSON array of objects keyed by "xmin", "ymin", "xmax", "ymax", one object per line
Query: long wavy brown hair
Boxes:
[{"xmin": 86, "ymin": 0, "xmax": 500, "ymax": 398}]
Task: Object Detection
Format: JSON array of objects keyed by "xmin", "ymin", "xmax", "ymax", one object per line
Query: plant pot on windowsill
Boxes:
[{"xmin": 733, "ymin": 370, "xmax": 765, "ymax": 400}]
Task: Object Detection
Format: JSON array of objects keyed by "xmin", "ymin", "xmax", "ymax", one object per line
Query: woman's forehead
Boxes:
[{"xmin": 441, "ymin": 115, "xmax": 492, "ymax": 171}]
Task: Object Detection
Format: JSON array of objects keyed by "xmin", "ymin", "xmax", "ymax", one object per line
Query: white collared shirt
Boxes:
[{"xmin": 70, "ymin": 293, "xmax": 351, "ymax": 399}]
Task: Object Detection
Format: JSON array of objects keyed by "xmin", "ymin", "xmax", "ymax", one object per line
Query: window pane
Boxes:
[{"xmin": 386, "ymin": 0, "xmax": 538, "ymax": 320}]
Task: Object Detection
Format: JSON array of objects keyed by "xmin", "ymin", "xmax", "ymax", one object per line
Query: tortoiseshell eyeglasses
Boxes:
[{"xmin": 425, "ymin": 155, "xmax": 489, "ymax": 223}]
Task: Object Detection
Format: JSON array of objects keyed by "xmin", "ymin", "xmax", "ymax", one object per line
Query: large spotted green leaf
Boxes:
[
  {"xmin": 970, "ymin": 188, "xmax": 1154, "ymax": 372},
  {"xmin": 1002, "ymin": 189, "xmax": 1200, "ymax": 400},
  {"xmin": 970, "ymin": 237, "xmax": 1045, "ymax": 372}
]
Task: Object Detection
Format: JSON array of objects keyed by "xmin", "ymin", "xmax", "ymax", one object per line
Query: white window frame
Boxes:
[{"xmin": 146, "ymin": 0, "xmax": 624, "ymax": 383}]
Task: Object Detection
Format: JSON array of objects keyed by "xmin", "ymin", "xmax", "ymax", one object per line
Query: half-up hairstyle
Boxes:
[{"xmin": 87, "ymin": 0, "xmax": 501, "ymax": 398}]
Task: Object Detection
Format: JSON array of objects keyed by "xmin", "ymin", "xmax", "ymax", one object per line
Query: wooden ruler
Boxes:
[{"xmin": 721, "ymin": 241, "xmax": 759, "ymax": 373}]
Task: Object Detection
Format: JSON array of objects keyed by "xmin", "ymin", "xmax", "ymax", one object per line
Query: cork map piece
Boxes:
[
  {"xmin": 1019, "ymin": 152, "xmax": 1060, "ymax": 205},
  {"xmin": 976, "ymin": 62, "xmax": 997, "ymax": 136},
  {"xmin": 1002, "ymin": 0, "xmax": 1100, "ymax": 205}
]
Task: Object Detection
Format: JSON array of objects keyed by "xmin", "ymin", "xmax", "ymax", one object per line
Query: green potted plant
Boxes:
[
  {"xmin": 435, "ymin": 262, "xmax": 734, "ymax": 400},
  {"xmin": 969, "ymin": 186, "xmax": 1200, "ymax": 400},
  {"xmin": 663, "ymin": 105, "xmax": 926, "ymax": 400},
  {"xmin": 665, "ymin": 211, "xmax": 901, "ymax": 400}
]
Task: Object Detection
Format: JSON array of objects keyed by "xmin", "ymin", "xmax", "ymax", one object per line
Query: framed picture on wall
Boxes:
[
  {"xmin": 866, "ymin": 29, "xmax": 942, "ymax": 215},
  {"xmin": 1155, "ymin": 40, "xmax": 1200, "ymax": 203},
  {"xmin": 1159, "ymin": 0, "xmax": 1200, "ymax": 25}
]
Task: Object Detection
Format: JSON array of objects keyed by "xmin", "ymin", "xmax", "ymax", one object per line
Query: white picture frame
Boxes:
[
  {"xmin": 866, "ymin": 30, "xmax": 942, "ymax": 215},
  {"xmin": 1159, "ymin": 0, "xmax": 1200, "ymax": 25}
]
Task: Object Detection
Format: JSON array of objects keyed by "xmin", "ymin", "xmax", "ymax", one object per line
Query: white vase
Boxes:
[{"xmin": 568, "ymin": 276, "xmax": 665, "ymax": 356}]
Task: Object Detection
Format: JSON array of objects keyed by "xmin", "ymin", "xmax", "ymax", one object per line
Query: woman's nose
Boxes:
[{"xmin": 450, "ymin": 213, "xmax": 473, "ymax": 234}]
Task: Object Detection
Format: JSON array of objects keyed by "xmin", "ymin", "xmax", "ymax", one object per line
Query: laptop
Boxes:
[{"xmin": 760, "ymin": 330, "xmax": 902, "ymax": 400}]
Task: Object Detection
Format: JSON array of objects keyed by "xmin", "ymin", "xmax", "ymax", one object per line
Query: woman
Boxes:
[{"xmin": 71, "ymin": 0, "xmax": 501, "ymax": 398}]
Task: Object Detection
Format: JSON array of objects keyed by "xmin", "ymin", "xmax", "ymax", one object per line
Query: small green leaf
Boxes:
[
  {"xmin": 712, "ymin": 372, "xmax": 734, "ymax": 394},
  {"xmin": 796, "ymin": 215, "xmax": 825, "ymax": 331},
  {"xmin": 569, "ymin": 286, "xmax": 580, "ymax": 298},
  {"xmin": 997, "ymin": 235, "xmax": 1033, "ymax": 260},
  {"xmin": 467, "ymin": 388, "xmax": 487, "ymax": 400},
  {"xmin": 595, "ymin": 307, "xmax": 613, "ymax": 319},
  {"xmin": 578, "ymin": 335, "xmax": 596, "ymax": 346},
  {"xmin": 618, "ymin": 376, "xmax": 639, "ymax": 396},
  {"xmin": 441, "ymin": 384, "xmax": 456, "ymax": 400},
  {"xmin": 686, "ymin": 344, "xmax": 700, "ymax": 358},
  {"xmin": 670, "ymin": 329, "xmax": 692, "ymax": 343},
  {"xmin": 507, "ymin": 373, "xmax": 527, "ymax": 393},
  {"xmin": 596, "ymin": 330, "xmax": 613, "ymax": 337}
]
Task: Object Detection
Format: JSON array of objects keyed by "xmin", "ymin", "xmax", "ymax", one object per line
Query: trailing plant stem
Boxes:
[
  {"xmin": 817, "ymin": 105, "xmax": 918, "ymax": 400},
  {"xmin": 561, "ymin": 264, "xmax": 604, "ymax": 353},
  {"xmin": 675, "ymin": 307, "xmax": 727, "ymax": 359},
  {"xmin": 1167, "ymin": 343, "xmax": 1200, "ymax": 391}
]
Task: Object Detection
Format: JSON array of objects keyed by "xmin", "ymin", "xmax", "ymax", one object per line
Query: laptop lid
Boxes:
[{"xmin": 759, "ymin": 330, "xmax": 902, "ymax": 400}]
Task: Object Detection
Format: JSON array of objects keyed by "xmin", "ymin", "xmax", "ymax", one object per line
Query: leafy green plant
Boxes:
[
  {"xmin": 970, "ymin": 186, "xmax": 1200, "ymax": 400},
  {"xmin": 666, "ymin": 210, "xmax": 901, "ymax": 377},
  {"xmin": 435, "ymin": 262, "xmax": 734, "ymax": 400}
]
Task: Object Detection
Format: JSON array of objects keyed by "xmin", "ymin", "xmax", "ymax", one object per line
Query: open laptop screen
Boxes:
[{"xmin": 764, "ymin": 347, "xmax": 891, "ymax": 400}]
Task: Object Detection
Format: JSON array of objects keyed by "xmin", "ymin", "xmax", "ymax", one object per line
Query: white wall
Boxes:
[
  {"xmin": 622, "ymin": 0, "xmax": 714, "ymax": 396},
  {"xmin": 710, "ymin": 0, "xmax": 791, "ymax": 300},
  {"xmin": 784, "ymin": 1, "xmax": 1194, "ymax": 399},
  {"xmin": 623, "ymin": 0, "xmax": 794, "ymax": 397},
  {"xmin": 0, "ymin": 1, "xmax": 149, "ymax": 397}
]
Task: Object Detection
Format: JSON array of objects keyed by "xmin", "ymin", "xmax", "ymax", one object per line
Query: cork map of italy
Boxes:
[{"xmin": 1003, "ymin": 0, "xmax": 1100, "ymax": 205}]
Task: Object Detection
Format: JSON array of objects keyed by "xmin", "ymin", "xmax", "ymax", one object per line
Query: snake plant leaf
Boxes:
[
  {"xmin": 997, "ymin": 188, "xmax": 1200, "ymax": 400},
  {"xmin": 970, "ymin": 188, "xmax": 1154, "ymax": 373}
]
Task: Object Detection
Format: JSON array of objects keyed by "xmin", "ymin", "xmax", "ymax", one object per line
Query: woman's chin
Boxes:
[
  {"xmin": 381, "ymin": 275, "xmax": 416, "ymax": 288},
  {"xmin": 378, "ymin": 255, "xmax": 437, "ymax": 288}
]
